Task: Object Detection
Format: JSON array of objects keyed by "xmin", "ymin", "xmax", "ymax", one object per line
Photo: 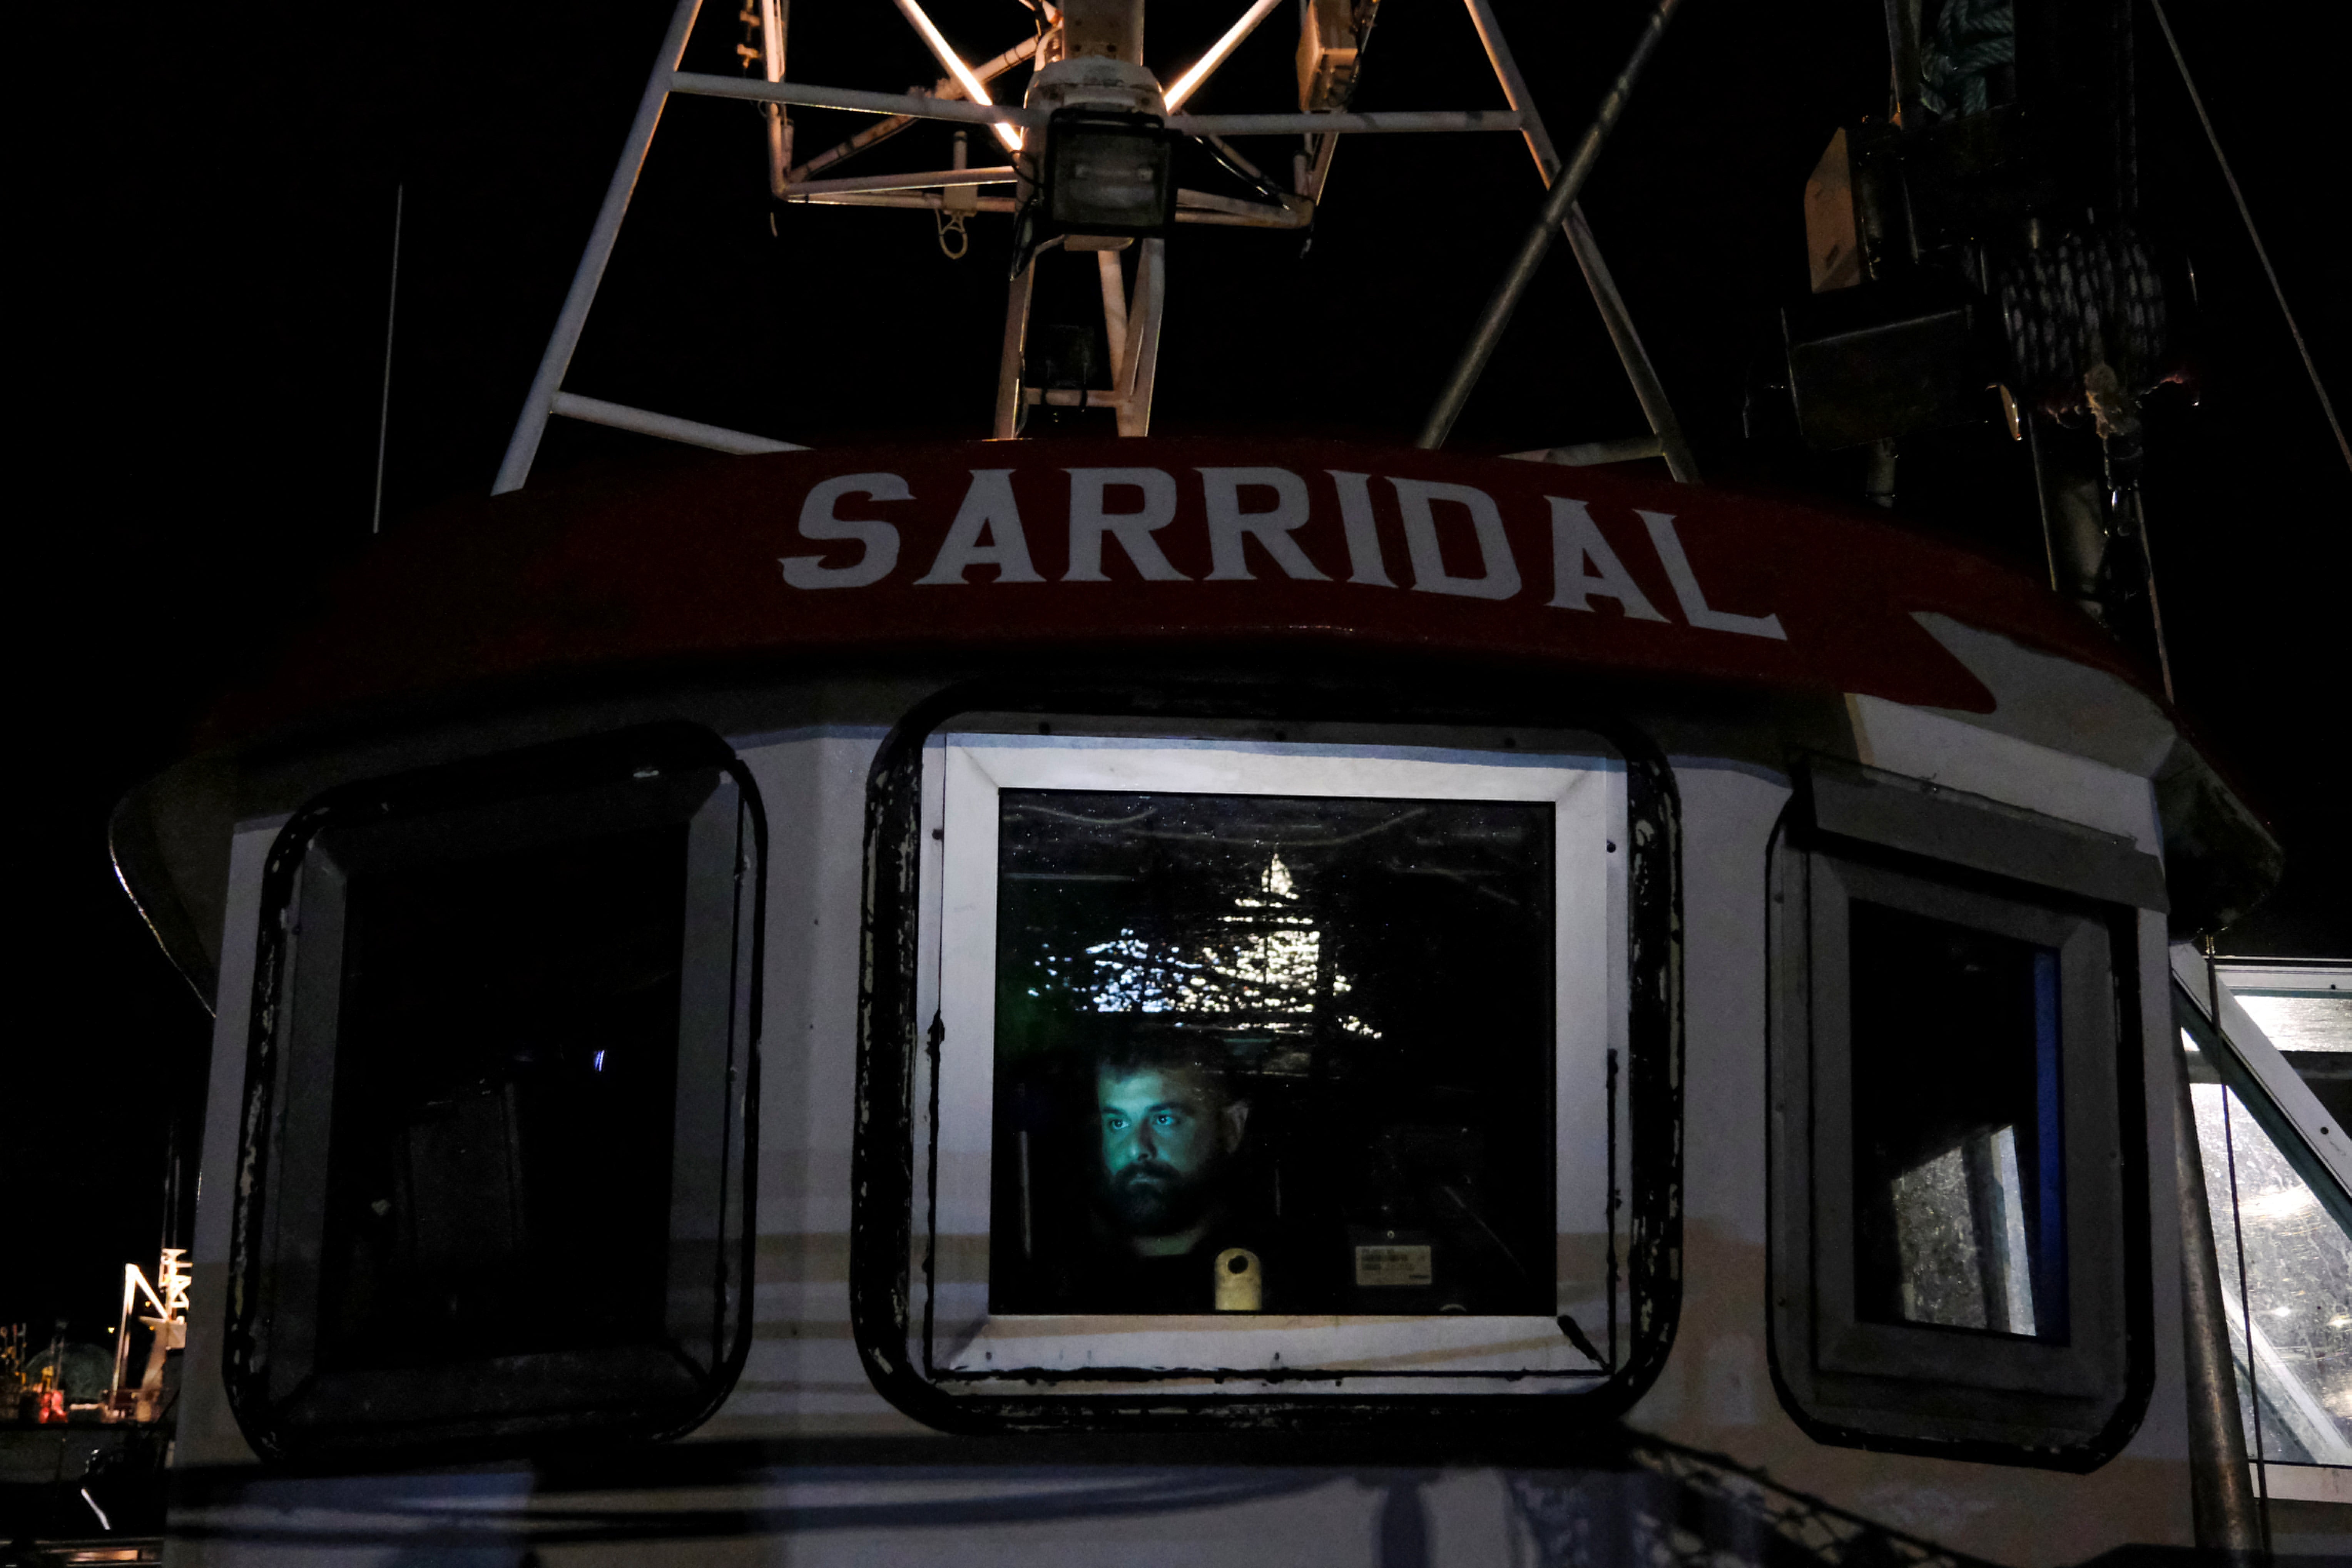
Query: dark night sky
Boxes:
[{"xmin": 13, "ymin": 0, "xmax": 2345, "ymax": 1345}]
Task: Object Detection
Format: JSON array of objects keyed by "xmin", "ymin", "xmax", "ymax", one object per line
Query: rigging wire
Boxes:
[
  {"xmin": 370, "ymin": 184, "xmax": 403, "ymax": 535},
  {"xmin": 2148, "ymin": 0, "xmax": 2350, "ymax": 476}
]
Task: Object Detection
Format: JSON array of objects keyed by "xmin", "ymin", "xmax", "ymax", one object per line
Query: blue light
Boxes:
[{"xmin": 593, "ymin": 1050, "xmax": 607, "ymax": 1072}]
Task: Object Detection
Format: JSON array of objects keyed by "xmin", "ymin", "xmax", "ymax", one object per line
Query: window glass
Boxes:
[
  {"xmin": 2190, "ymin": 1074, "xmax": 2352, "ymax": 1468},
  {"xmin": 231, "ymin": 729, "xmax": 761, "ymax": 1458},
  {"xmin": 1771, "ymin": 771, "xmax": 2151, "ymax": 1461},
  {"xmin": 989, "ymin": 790, "xmax": 1555, "ymax": 1317},
  {"xmin": 316, "ymin": 823, "xmax": 687, "ymax": 1372},
  {"xmin": 2232, "ymin": 995, "xmax": 2352, "ymax": 1055},
  {"xmin": 1848, "ymin": 901, "xmax": 2067, "ymax": 1341}
]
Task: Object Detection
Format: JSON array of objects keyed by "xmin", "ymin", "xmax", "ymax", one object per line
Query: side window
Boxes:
[
  {"xmin": 1770, "ymin": 759, "xmax": 2159, "ymax": 1462},
  {"xmin": 228, "ymin": 724, "xmax": 763, "ymax": 1461}
]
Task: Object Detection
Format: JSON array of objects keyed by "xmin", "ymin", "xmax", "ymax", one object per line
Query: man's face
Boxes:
[{"xmin": 1096, "ymin": 1066, "xmax": 1249, "ymax": 1237}]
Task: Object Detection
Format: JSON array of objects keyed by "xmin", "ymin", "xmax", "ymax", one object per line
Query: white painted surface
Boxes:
[
  {"xmin": 175, "ymin": 824, "xmax": 277, "ymax": 1469},
  {"xmin": 1668, "ymin": 761, "xmax": 1790, "ymax": 1249},
  {"xmin": 1846, "ymin": 694, "xmax": 2162, "ymax": 854},
  {"xmin": 915, "ymin": 733, "xmax": 1625, "ymax": 1388}
]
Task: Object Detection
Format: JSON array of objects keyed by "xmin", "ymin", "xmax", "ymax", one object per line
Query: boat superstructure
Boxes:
[{"xmin": 67, "ymin": 0, "xmax": 2352, "ymax": 1563}]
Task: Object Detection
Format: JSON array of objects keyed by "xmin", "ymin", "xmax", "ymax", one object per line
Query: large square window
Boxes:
[
  {"xmin": 227, "ymin": 725, "xmax": 764, "ymax": 1460},
  {"xmin": 1769, "ymin": 760, "xmax": 2157, "ymax": 1464},
  {"xmin": 854, "ymin": 707, "xmax": 1679, "ymax": 1431},
  {"xmin": 989, "ymin": 789, "xmax": 1558, "ymax": 1319}
]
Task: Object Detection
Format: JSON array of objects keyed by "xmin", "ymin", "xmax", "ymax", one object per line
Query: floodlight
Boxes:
[{"xmin": 1041, "ymin": 110, "xmax": 1177, "ymax": 237}]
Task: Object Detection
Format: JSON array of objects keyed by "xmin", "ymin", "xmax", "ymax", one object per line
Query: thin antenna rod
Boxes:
[
  {"xmin": 371, "ymin": 184, "xmax": 404, "ymax": 535},
  {"xmin": 2150, "ymin": 0, "xmax": 2349, "ymax": 476}
]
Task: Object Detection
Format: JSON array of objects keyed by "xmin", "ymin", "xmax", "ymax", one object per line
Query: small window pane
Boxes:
[
  {"xmin": 316, "ymin": 824, "xmax": 687, "ymax": 1371},
  {"xmin": 2192, "ymin": 1078, "xmax": 2352, "ymax": 1466},
  {"xmin": 990, "ymin": 791, "xmax": 1555, "ymax": 1316},
  {"xmin": 2231, "ymin": 995, "xmax": 2352, "ymax": 1055},
  {"xmin": 1849, "ymin": 901, "xmax": 2067, "ymax": 1341}
]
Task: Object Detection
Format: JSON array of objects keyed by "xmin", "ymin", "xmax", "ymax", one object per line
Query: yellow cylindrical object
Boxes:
[{"xmin": 1214, "ymin": 1247, "xmax": 1262, "ymax": 1311}]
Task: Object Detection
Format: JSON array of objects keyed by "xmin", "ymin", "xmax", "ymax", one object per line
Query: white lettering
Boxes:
[
  {"xmin": 1200, "ymin": 467, "xmax": 1327, "ymax": 581},
  {"xmin": 916, "ymin": 470, "xmax": 1044, "ymax": 585},
  {"xmin": 1391, "ymin": 477, "xmax": 1521, "ymax": 601},
  {"xmin": 780, "ymin": 473, "xmax": 907, "ymax": 589},
  {"xmin": 1064, "ymin": 467, "xmax": 1188, "ymax": 582},
  {"xmin": 1546, "ymin": 497, "xmax": 1667, "ymax": 621},
  {"xmin": 1639, "ymin": 510, "xmax": 1787, "ymax": 640},
  {"xmin": 1328, "ymin": 470, "xmax": 1393, "ymax": 587}
]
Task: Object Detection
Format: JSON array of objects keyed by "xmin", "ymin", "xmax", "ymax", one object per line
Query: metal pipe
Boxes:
[
  {"xmin": 1304, "ymin": 131, "xmax": 1340, "ymax": 201},
  {"xmin": 551, "ymin": 392, "xmax": 804, "ymax": 454},
  {"xmin": 1416, "ymin": 0, "xmax": 1685, "ymax": 450},
  {"xmin": 1459, "ymin": 0, "xmax": 1698, "ymax": 481},
  {"xmin": 2171, "ymin": 1024, "xmax": 2265, "ymax": 1558},
  {"xmin": 1176, "ymin": 187, "xmax": 1310, "ymax": 226},
  {"xmin": 758, "ymin": 0, "xmax": 789, "ymax": 196},
  {"xmin": 787, "ymin": 36, "xmax": 1040, "ymax": 184},
  {"xmin": 792, "ymin": 187, "xmax": 1291, "ymax": 224},
  {"xmin": 1164, "ymin": 0, "xmax": 1287, "ymax": 111},
  {"xmin": 1175, "ymin": 205, "xmax": 1309, "ymax": 228},
  {"xmin": 494, "ymin": 0, "xmax": 704, "ymax": 494},
  {"xmin": 786, "ymin": 167, "xmax": 1016, "ymax": 195},
  {"xmin": 671, "ymin": 73, "xmax": 1044, "ymax": 129},
  {"xmin": 1118, "ymin": 238, "xmax": 1166, "ymax": 437},
  {"xmin": 1197, "ymin": 130, "xmax": 1286, "ymax": 198},
  {"xmin": 1459, "ymin": 0, "xmax": 1563, "ymax": 174},
  {"xmin": 782, "ymin": 191, "xmax": 1020, "ymax": 212},
  {"xmin": 1098, "ymin": 250, "xmax": 1130, "ymax": 386},
  {"xmin": 1170, "ymin": 109, "xmax": 1523, "ymax": 137},
  {"xmin": 995, "ymin": 254, "xmax": 1039, "ymax": 439},
  {"xmin": 891, "ymin": 0, "xmax": 1023, "ymax": 150},
  {"xmin": 1558, "ymin": 211, "xmax": 1698, "ymax": 481}
]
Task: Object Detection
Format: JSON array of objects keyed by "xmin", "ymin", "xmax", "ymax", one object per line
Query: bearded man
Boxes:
[{"xmin": 1080, "ymin": 1038, "xmax": 1269, "ymax": 1311}]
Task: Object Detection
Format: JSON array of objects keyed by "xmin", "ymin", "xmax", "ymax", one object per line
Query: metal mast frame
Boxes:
[{"xmin": 494, "ymin": 0, "xmax": 1693, "ymax": 494}]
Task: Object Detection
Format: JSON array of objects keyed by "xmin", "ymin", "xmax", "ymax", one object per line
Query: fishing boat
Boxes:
[{"xmin": 88, "ymin": 0, "xmax": 2349, "ymax": 1561}]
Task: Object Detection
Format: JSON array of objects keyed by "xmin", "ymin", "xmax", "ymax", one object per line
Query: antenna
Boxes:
[{"xmin": 371, "ymin": 184, "xmax": 403, "ymax": 535}]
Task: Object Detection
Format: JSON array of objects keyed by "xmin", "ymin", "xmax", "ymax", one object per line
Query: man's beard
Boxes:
[{"xmin": 1102, "ymin": 1157, "xmax": 1220, "ymax": 1237}]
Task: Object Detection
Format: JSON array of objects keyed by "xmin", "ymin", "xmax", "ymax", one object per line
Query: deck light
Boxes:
[{"xmin": 1041, "ymin": 109, "xmax": 1177, "ymax": 237}]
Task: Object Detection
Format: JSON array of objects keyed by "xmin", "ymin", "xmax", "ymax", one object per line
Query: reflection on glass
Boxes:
[
  {"xmin": 1887, "ymin": 1127, "xmax": 2037, "ymax": 1334},
  {"xmin": 1850, "ymin": 902, "xmax": 2066, "ymax": 1339},
  {"xmin": 2191, "ymin": 1073, "xmax": 2352, "ymax": 1468},
  {"xmin": 2230, "ymin": 993, "xmax": 2352, "ymax": 1055},
  {"xmin": 990, "ymin": 791, "xmax": 1556, "ymax": 1317},
  {"xmin": 317, "ymin": 825, "xmax": 688, "ymax": 1371}
]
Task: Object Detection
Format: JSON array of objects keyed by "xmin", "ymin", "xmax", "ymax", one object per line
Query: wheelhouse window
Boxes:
[
  {"xmin": 991, "ymin": 790, "xmax": 1557, "ymax": 1318},
  {"xmin": 228, "ymin": 725, "xmax": 763, "ymax": 1460},
  {"xmin": 1770, "ymin": 760, "xmax": 2156, "ymax": 1463},
  {"xmin": 855, "ymin": 711, "xmax": 1677, "ymax": 1429}
]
